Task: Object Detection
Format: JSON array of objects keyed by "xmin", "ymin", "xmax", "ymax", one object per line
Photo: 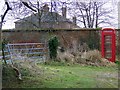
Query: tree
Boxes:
[
  {"xmin": 67, "ymin": 1, "xmax": 115, "ymax": 28},
  {"xmin": 0, "ymin": 0, "xmax": 12, "ymax": 64},
  {"xmin": 0, "ymin": 0, "xmax": 12, "ymax": 30}
]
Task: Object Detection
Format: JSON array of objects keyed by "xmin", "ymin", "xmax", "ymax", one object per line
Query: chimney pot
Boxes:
[
  {"xmin": 62, "ymin": 7, "xmax": 66, "ymax": 18},
  {"xmin": 73, "ymin": 16, "xmax": 76, "ymax": 25},
  {"xmin": 42, "ymin": 4, "xmax": 49, "ymax": 13}
]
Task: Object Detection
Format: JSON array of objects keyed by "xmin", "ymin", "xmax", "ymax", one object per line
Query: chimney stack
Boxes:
[
  {"xmin": 42, "ymin": 4, "xmax": 49, "ymax": 13},
  {"xmin": 62, "ymin": 7, "xmax": 66, "ymax": 18},
  {"xmin": 73, "ymin": 16, "xmax": 76, "ymax": 25}
]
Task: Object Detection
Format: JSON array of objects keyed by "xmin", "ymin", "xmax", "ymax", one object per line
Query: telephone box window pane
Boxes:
[
  {"xmin": 104, "ymin": 35, "xmax": 112, "ymax": 59},
  {"xmin": 105, "ymin": 53, "xmax": 112, "ymax": 58},
  {"xmin": 105, "ymin": 36, "xmax": 112, "ymax": 42},
  {"xmin": 105, "ymin": 44, "xmax": 111, "ymax": 48}
]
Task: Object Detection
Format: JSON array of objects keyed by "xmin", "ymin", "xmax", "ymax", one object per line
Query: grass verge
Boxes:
[{"xmin": 2, "ymin": 62, "xmax": 118, "ymax": 88}]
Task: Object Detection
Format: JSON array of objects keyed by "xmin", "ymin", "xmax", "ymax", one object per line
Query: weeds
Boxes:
[{"xmin": 2, "ymin": 64, "xmax": 18, "ymax": 86}]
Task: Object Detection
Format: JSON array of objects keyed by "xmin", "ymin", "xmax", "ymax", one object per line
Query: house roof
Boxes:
[{"xmin": 15, "ymin": 12, "xmax": 73, "ymax": 24}]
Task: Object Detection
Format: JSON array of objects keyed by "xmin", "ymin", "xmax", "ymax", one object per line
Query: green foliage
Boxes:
[
  {"xmin": 115, "ymin": 60, "xmax": 120, "ymax": 66},
  {"xmin": 79, "ymin": 31, "xmax": 100, "ymax": 50},
  {"xmin": 48, "ymin": 36, "xmax": 59, "ymax": 59},
  {"xmin": 20, "ymin": 68, "xmax": 30, "ymax": 76},
  {"xmin": 2, "ymin": 65, "xmax": 17, "ymax": 84},
  {"xmin": 87, "ymin": 31, "xmax": 100, "ymax": 50}
]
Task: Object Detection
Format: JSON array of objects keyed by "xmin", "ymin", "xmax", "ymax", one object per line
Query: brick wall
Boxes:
[
  {"xmin": 116, "ymin": 30, "xmax": 120, "ymax": 61},
  {"xmin": 3, "ymin": 29, "xmax": 119, "ymax": 50},
  {"xmin": 2, "ymin": 29, "xmax": 94, "ymax": 49}
]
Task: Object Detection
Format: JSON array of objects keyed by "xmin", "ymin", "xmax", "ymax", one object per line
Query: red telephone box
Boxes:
[{"xmin": 101, "ymin": 28, "xmax": 116, "ymax": 62}]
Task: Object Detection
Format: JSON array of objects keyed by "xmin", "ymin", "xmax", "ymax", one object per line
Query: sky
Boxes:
[
  {"xmin": 0, "ymin": 0, "xmax": 119, "ymax": 29},
  {"xmin": 0, "ymin": 0, "xmax": 15, "ymax": 29}
]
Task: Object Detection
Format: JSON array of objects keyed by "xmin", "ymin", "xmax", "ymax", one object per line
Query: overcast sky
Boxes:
[{"xmin": 0, "ymin": 0, "xmax": 119, "ymax": 29}]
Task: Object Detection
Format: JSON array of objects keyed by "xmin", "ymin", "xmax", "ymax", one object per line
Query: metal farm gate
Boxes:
[{"xmin": 3, "ymin": 43, "xmax": 49, "ymax": 64}]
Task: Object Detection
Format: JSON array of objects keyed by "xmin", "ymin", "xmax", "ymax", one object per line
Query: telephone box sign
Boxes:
[{"xmin": 101, "ymin": 28, "xmax": 116, "ymax": 62}]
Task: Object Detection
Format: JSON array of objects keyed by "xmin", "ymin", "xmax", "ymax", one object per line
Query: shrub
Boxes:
[{"xmin": 48, "ymin": 36, "xmax": 59, "ymax": 60}]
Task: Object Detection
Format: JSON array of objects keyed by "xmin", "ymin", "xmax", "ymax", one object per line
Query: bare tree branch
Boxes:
[
  {"xmin": 70, "ymin": 1, "xmax": 114, "ymax": 28},
  {"xmin": 1, "ymin": 1, "xmax": 12, "ymax": 23},
  {"xmin": 76, "ymin": 2, "xmax": 87, "ymax": 28},
  {"xmin": 0, "ymin": 0, "xmax": 12, "ymax": 30},
  {"xmin": 21, "ymin": 1, "xmax": 37, "ymax": 12}
]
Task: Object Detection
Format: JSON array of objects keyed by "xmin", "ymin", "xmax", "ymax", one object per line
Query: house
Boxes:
[{"xmin": 15, "ymin": 4, "xmax": 80, "ymax": 29}]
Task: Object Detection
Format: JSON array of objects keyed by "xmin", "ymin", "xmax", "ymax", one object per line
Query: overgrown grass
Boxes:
[{"xmin": 2, "ymin": 61, "xmax": 118, "ymax": 88}]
